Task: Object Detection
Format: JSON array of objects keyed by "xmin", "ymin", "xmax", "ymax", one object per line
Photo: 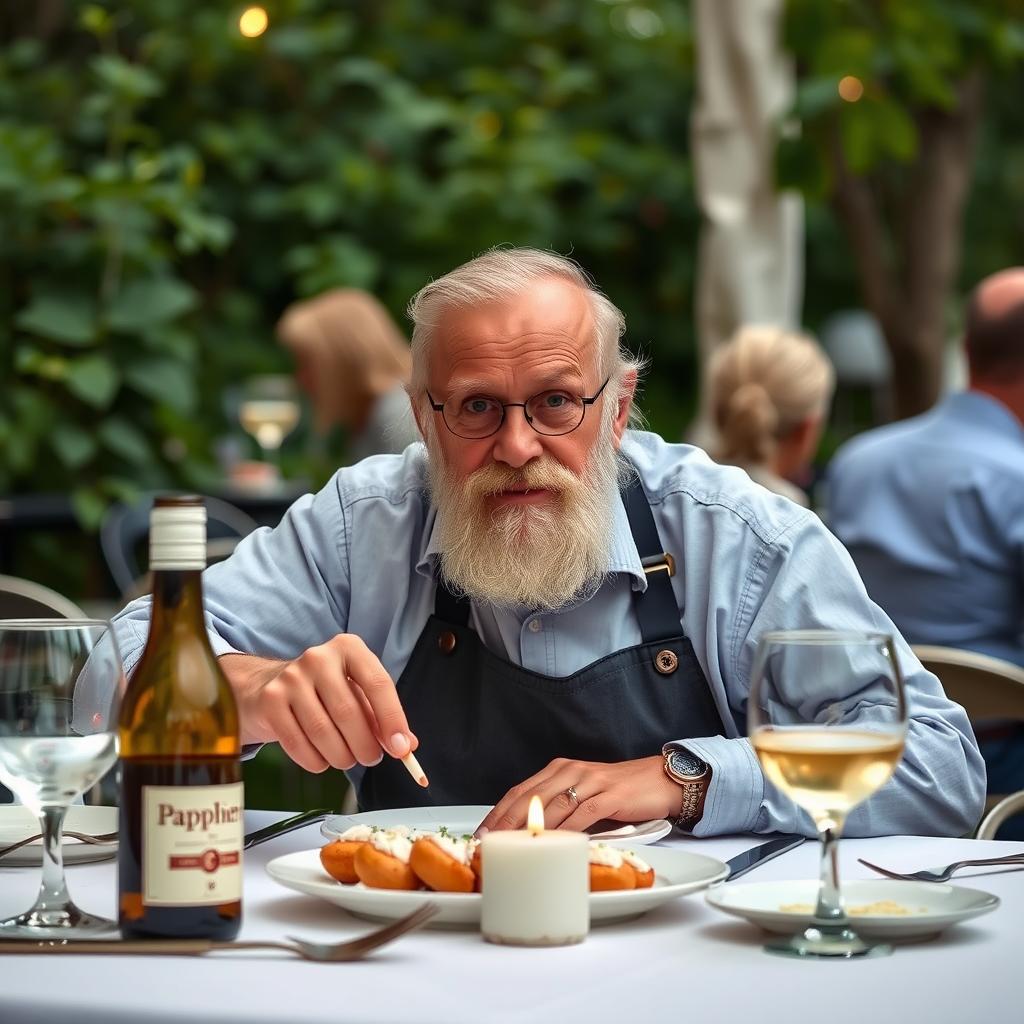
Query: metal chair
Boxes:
[
  {"xmin": 913, "ymin": 644, "xmax": 1024, "ymax": 835},
  {"xmin": 100, "ymin": 494, "xmax": 260, "ymax": 598},
  {"xmin": 0, "ymin": 574, "xmax": 89, "ymax": 619},
  {"xmin": 976, "ymin": 791, "xmax": 1024, "ymax": 840},
  {"xmin": 912, "ymin": 644, "xmax": 1024, "ymax": 721}
]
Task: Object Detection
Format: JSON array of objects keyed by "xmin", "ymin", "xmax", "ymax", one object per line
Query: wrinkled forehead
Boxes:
[{"xmin": 425, "ymin": 277, "xmax": 598, "ymax": 383}]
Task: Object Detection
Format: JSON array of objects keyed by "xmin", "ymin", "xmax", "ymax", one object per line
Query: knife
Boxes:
[
  {"xmin": 724, "ymin": 834, "xmax": 806, "ymax": 880},
  {"xmin": 242, "ymin": 808, "xmax": 333, "ymax": 850}
]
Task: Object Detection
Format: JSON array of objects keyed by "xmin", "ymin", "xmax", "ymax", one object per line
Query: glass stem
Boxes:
[
  {"xmin": 34, "ymin": 806, "xmax": 72, "ymax": 913},
  {"xmin": 814, "ymin": 821, "xmax": 847, "ymax": 926}
]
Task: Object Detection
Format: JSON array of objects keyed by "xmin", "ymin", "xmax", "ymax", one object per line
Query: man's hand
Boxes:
[
  {"xmin": 219, "ymin": 635, "xmax": 417, "ymax": 774},
  {"xmin": 477, "ymin": 756, "xmax": 684, "ymax": 834}
]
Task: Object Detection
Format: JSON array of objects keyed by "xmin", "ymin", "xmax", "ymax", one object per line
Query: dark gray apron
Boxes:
[{"xmin": 358, "ymin": 474, "xmax": 725, "ymax": 810}]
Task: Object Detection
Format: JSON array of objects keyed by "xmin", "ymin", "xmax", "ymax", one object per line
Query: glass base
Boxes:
[
  {"xmin": 0, "ymin": 902, "xmax": 118, "ymax": 940},
  {"xmin": 765, "ymin": 924, "xmax": 892, "ymax": 960}
]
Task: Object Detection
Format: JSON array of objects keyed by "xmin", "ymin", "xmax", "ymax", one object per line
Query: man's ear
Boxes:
[
  {"xmin": 408, "ymin": 387, "xmax": 428, "ymax": 439},
  {"xmin": 612, "ymin": 371, "xmax": 637, "ymax": 448}
]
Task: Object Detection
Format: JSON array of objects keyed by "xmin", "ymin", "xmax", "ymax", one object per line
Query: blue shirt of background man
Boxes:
[
  {"xmin": 827, "ymin": 391, "xmax": 1024, "ymax": 668},
  {"xmin": 112, "ymin": 430, "xmax": 985, "ymax": 838}
]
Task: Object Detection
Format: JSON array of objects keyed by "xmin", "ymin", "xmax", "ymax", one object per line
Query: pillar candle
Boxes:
[{"xmin": 480, "ymin": 797, "xmax": 589, "ymax": 947}]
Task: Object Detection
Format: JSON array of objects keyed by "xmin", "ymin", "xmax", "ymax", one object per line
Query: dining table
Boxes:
[{"xmin": 0, "ymin": 810, "xmax": 1020, "ymax": 1024}]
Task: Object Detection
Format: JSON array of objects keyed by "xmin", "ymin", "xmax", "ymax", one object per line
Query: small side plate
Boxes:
[
  {"xmin": 321, "ymin": 805, "xmax": 671, "ymax": 848},
  {"xmin": 705, "ymin": 878, "xmax": 1000, "ymax": 940}
]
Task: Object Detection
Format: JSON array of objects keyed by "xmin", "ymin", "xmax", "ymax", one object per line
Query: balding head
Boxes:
[{"xmin": 965, "ymin": 268, "xmax": 1024, "ymax": 381}]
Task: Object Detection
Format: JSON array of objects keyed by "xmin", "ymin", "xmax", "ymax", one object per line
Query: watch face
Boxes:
[{"xmin": 667, "ymin": 749, "xmax": 705, "ymax": 778}]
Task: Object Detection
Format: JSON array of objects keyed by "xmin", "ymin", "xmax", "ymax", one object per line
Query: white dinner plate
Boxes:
[
  {"xmin": 268, "ymin": 839, "xmax": 726, "ymax": 929},
  {"xmin": 0, "ymin": 805, "xmax": 118, "ymax": 867},
  {"xmin": 321, "ymin": 805, "xmax": 672, "ymax": 848},
  {"xmin": 705, "ymin": 879, "xmax": 1000, "ymax": 940}
]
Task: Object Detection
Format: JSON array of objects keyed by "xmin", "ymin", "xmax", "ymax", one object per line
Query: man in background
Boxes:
[{"xmin": 829, "ymin": 267, "xmax": 1024, "ymax": 814}]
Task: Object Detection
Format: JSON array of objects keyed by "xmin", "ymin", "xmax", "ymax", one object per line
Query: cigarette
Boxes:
[{"xmin": 401, "ymin": 749, "xmax": 429, "ymax": 788}]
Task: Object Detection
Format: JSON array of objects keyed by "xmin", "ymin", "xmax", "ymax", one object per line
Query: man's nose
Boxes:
[{"xmin": 491, "ymin": 406, "xmax": 544, "ymax": 468}]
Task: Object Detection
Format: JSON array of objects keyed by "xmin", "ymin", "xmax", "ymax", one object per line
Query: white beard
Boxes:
[{"xmin": 426, "ymin": 419, "xmax": 624, "ymax": 611}]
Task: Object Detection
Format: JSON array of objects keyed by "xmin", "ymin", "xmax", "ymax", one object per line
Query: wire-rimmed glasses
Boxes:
[{"xmin": 427, "ymin": 376, "xmax": 610, "ymax": 439}]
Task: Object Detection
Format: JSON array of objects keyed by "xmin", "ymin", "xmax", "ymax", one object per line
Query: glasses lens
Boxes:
[
  {"xmin": 526, "ymin": 391, "xmax": 585, "ymax": 436},
  {"xmin": 444, "ymin": 396, "xmax": 504, "ymax": 438}
]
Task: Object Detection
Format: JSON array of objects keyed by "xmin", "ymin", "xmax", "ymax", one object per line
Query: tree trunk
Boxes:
[{"xmin": 829, "ymin": 72, "xmax": 984, "ymax": 422}]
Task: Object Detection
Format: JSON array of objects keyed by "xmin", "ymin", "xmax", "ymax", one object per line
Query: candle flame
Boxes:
[{"xmin": 527, "ymin": 795, "xmax": 545, "ymax": 836}]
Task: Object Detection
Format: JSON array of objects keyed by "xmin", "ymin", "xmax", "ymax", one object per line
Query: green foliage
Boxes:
[
  {"xmin": 1, "ymin": 0, "xmax": 700, "ymax": 536},
  {"xmin": 780, "ymin": 0, "xmax": 1024, "ymax": 196}
]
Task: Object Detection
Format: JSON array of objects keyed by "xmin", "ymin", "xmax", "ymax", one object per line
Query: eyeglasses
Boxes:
[{"xmin": 427, "ymin": 377, "xmax": 610, "ymax": 439}]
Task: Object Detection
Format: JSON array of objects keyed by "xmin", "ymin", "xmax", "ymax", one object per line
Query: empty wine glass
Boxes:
[
  {"xmin": 748, "ymin": 630, "xmax": 908, "ymax": 959},
  {"xmin": 0, "ymin": 619, "xmax": 123, "ymax": 937},
  {"xmin": 238, "ymin": 374, "xmax": 300, "ymax": 464}
]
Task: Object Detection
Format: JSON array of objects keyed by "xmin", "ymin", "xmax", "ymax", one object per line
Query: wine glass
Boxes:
[
  {"xmin": 237, "ymin": 374, "xmax": 301, "ymax": 466},
  {"xmin": 0, "ymin": 619, "xmax": 123, "ymax": 937},
  {"xmin": 748, "ymin": 630, "xmax": 908, "ymax": 959}
]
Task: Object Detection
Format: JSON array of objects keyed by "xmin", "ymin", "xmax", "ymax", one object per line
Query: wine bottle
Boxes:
[{"xmin": 118, "ymin": 495, "xmax": 243, "ymax": 939}]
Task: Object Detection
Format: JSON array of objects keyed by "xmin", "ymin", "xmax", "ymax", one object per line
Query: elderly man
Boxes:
[{"xmin": 112, "ymin": 249, "xmax": 983, "ymax": 837}]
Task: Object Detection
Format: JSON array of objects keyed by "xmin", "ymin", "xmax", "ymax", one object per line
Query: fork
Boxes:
[
  {"xmin": 0, "ymin": 830, "xmax": 118, "ymax": 860},
  {"xmin": 0, "ymin": 902, "xmax": 439, "ymax": 960},
  {"xmin": 858, "ymin": 852, "xmax": 1024, "ymax": 883}
]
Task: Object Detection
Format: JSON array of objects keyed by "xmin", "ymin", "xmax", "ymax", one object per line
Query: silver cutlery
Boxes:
[
  {"xmin": 0, "ymin": 902, "xmax": 439, "ymax": 960},
  {"xmin": 724, "ymin": 834, "xmax": 806, "ymax": 880},
  {"xmin": 242, "ymin": 808, "xmax": 333, "ymax": 849},
  {"xmin": 858, "ymin": 852, "xmax": 1024, "ymax": 883},
  {"xmin": 0, "ymin": 808, "xmax": 335, "ymax": 861},
  {"xmin": 0, "ymin": 830, "xmax": 118, "ymax": 860}
]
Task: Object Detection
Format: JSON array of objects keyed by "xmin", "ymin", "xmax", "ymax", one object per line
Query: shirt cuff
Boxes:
[
  {"xmin": 208, "ymin": 632, "xmax": 244, "ymax": 658},
  {"xmin": 664, "ymin": 736, "xmax": 764, "ymax": 836}
]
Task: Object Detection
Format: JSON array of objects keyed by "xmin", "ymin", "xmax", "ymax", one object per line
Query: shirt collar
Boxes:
[
  {"xmin": 415, "ymin": 485, "xmax": 650, "ymax": 592},
  {"xmin": 945, "ymin": 390, "xmax": 1024, "ymax": 440}
]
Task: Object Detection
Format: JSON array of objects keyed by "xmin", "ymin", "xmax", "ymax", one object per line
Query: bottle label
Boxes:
[{"xmin": 142, "ymin": 783, "xmax": 244, "ymax": 906}]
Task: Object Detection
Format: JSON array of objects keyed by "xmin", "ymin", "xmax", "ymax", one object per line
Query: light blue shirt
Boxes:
[
  {"xmin": 112, "ymin": 431, "xmax": 984, "ymax": 837},
  {"xmin": 828, "ymin": 391, "xmax": 1024, "ymax": 667}
]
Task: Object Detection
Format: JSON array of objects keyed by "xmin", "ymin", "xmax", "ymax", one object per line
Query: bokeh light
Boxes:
[
  {"xmin": 239, "ymin": 6, "xmax": 269, "ymax": 38},
  {"xmin": 838, "ymin": 75, "xmax": 864, "ymax": 102}
]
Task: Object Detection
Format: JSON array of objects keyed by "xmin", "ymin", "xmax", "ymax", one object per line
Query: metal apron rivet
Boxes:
[
  {"xmin": 438, "ymin": 630, "xmax": 457, "ymax": 654},
  {"xmin": 655, "ymin": 649, "xmax": 678, "ymax": 675}
]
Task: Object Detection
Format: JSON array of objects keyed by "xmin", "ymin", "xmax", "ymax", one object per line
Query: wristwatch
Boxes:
[{"xmin": 662, "ymin": 746, "xmax": 711, "ymax": 830}]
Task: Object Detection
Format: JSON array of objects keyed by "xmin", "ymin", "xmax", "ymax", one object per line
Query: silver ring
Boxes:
[{"xmin": 565, "ymin": 785, "xmax": 580, "ymax": 807}]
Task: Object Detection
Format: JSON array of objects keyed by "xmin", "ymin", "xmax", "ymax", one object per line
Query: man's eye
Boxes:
[
  {"xmin": 541, "ymin": 392, "xmax": 572, "ymax": 408},
  {"xmin": 462, "ymin": 397, "xmax": 496, "ymax": 415}
]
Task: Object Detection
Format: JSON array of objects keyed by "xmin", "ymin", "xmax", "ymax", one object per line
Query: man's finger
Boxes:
[
  {"xmin": 340, "ymin": 637, "xmax": 413, "ymax": 757},
  {"xmin": 477, "ymin": 764, "xmax": 577, "ymax": 833}
]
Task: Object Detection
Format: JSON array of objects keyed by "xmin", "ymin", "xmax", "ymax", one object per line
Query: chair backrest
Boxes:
[
  {"xmin": 976, "ymin": 791, "xmax": 1024, "ymax": 840},
  {"xmin": 100, "ymin": 495, "xmax": 260, "ymax": 598},
  {"xmin": 0, "ymin": 575, "xmax": 89, "ymax": 619},
  {"xmin": 912, "ymin": 644, "xmax": 1024, "ymax": 722}
]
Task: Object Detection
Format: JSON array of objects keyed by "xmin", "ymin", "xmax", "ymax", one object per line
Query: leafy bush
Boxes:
[{"xmin": 1, "ymin": 0, "xmax": 700, "ymax": 537}]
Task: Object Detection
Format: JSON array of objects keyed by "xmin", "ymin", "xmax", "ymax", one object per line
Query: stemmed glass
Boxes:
[
  {"xmin": 238, "ymin": 374, "xmax": 301, "ymax": 466},
  {"xmin": 748, "ymin": 630, "xmax": 908, "ymax": 959},
  {"xmin": 0, "ymin": 619, "xmax": 123, "ymax": 937}
]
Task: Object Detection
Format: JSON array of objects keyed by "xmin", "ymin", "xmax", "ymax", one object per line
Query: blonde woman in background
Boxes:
[
  {"xmin": 277, "ymin": 289, "xmax": 420, "ymax": 463},
  {"xmin": 709, "ymin": 325, "xmax": 835, "ymax": 507}
]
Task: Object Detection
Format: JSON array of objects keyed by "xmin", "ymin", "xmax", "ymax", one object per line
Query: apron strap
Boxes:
[
  {"xmin": 433, "ymin": 470, "xmax": 682, "ymax": 643},
  {"xmin": 435, "ymin": 574, "xmax": 471, "ymax": 626},
  {"xmin": 621, "ymin": 473, "xmax": 683, "ymax": 644}
]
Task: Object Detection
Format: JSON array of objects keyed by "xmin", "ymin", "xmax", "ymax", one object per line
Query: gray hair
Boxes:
[{"xmin": 406, "ymin": 248, "xmax": 645, "ymax": 426}]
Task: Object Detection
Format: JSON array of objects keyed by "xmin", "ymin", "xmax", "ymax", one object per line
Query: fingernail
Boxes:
[
  {"xmin": 390, "ymin": 732, "xmax": 410, "ymax": 756},
  {"xmin": 475, "ymin": 826, "xmax": 489, "ymax": 838}
]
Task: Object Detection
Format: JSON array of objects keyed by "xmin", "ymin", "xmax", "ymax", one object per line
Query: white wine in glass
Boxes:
[
  {"xmin": 238, "ymin": 375, "xmax": 300, "ymax": 457},
  {"xmin": 749, "ymin": 630, "xmax": 907, "ymax": 959}
]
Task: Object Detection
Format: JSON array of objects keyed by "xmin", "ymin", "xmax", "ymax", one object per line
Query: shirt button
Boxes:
[{"xmin": 528, "ymin": 618, "xmax": 542, "ymax": 633}]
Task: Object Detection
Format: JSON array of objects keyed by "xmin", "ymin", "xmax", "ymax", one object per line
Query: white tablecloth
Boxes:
[{"xmin": 1, "ymin": 811, "xmax": 1020, "ymax": 1024}]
